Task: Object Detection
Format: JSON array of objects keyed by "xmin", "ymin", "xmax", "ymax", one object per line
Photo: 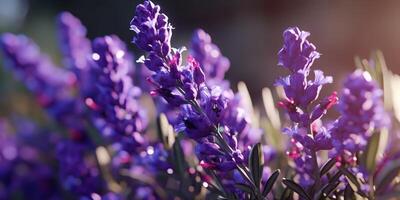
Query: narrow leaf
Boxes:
[
  {"xmin": 279, "ymin": 187, "xmax": 292, "ymax": 200},
  {"xmin": 282, "ymin": 179, "xmax": 311, "ymax": 200},
  {"xmin": 329, "ymin": 171, "xmax": 342, "ymax": 184},
  {"xmin": 340, "ymin": 168, "xmax": 361, "ymax": 190},
  {"xmin": 362, "ymin": 131, "xmax": 380, "ymax": 173},
  {"xmin": 341, "ymin": 168, "xmax": 368, "ymax": 197},
  {"xmin": 319, "ymin": 181, "xmax": 340, "ymax": 198},
  {"xmin": 376, "ymin": 159, "xmax": 400, "ymax": 192},
  {"xmin": 205, "ymin": 169, "xmax": 226, "ymax": 195},
  {"xmin": 262, "ymin": 169, "xmax": 280, "ymax": 197},
  {"xmin": 320, "ymin": 158, "xmax": 336, "ymax": 177},
  {"xmin": 171, "ymin": 138, "xmax": 186, "ymax": 177},
  {"xmin": 206, "ymin": 184, "xmax": 226, "ymax": 197},
  {"xmin": 249, "ymin": 143, "xmax": 264, "ymax": 187}
]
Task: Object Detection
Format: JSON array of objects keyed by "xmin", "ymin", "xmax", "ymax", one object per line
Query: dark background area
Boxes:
[{"xmin": 1, "ymin": 0, "xmax": 400, "ymax": 109}]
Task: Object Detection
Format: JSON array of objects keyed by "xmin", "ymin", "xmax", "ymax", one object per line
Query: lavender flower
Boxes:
[
  {"xmin": 190, "ymin": 29, "xmax": 230, "ymax": 88},
  {"xmin": 56, "ymin": 140, "xmax": 105, "ymax": 197},
  {"xmin": 130, "ymin": 1, "xmax": 270, "ymax": 198},
  {"xmin": 0, "ymin": 34, "xmax": 76, "ymax": 108},
  {"xmin": 277, "ymin": 27, "xmax": 336, "ymax": 150},
  {"xmin": 0, "ymin": 119, "xmax": 60, "ymax": 200},
  {"xmin": 57, "ymin": 11, "xmax": 94, "ymax": 98},
  {"xmin": 276, "ymin": 27, "xmax": 337, "ymax": 191},
  {"xmin": 88, "ymin": 35, "xmax": 147, "ymax": 149},
  {"xmin": 0, "ymin": 33, "xmax": 88, "ymax": 141},
  {"xmin": 330, "ymin": 70, "xmax": 388, "ymax": 159},
  {"xmin": 57, "ymin": 12, "xmax": 91, "ymax": 73},
  {"xmin": 278, "ymin": 27, "xmax": 320, "ymax": 73}
]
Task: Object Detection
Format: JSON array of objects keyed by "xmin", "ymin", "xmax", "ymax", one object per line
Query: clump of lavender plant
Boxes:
[{"xmin": 130, "ymin": 1, "xmax": 278, "ymax": 199}]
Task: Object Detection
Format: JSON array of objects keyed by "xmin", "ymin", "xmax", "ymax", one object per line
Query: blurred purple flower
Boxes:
[
  {"xmin": 0, "ymin": 33, "xmax": 89, "ymax": 142},
  {"xmin": 56, "ymin": 140, "xmax": 105, "ymax": 197},
  {"xmin": 190, "ymin": 29, "xmax": 230, "ymax": 88},
  {"xmin": 330, "ymin": 70, "xmax": 389, "ymax": 158},
  {"xmin": 89, "ymin": 35, "xmax": 147, "ymax": 149},
  {"xmin": 0, "ymin": 119, "xmax": 60, "ymax": 200}
]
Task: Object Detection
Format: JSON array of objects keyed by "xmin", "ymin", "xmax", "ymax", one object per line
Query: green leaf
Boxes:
[
  {"xmin": 206, "ymin": 184, "xmax": 226, "ymax": 197},
  {"xmin": 318, "ymin": 181, "xmax": 340, "ymax": 198},
  {"xmin": 340, "ymin": 168, "xmax": 361, "ymax": 190},
  {"xmin": 204, "ymin": 169, "xmax": 226, "ymax": 196},
  {"xmin": 319, "ymin": 158, "xmax": 336, "ymax": 177},
  {"xmin": 249, "ymin": 143, "xmax": 264, "ymax": 188},
  {"xmin": 376, "ymin": 159, "xmax": 400, "ymax": 192},
  {"xmin": 362, "ymin": 131, "xmax": 380, "ymax": 173},
  {"xmin": 341, "ymin": 168, "xmax": 368, "ymax": 197},
  {"xmin": 262, "ymin": 169, "xmax": 280, "ymax": 197},
  {"xmin": 171, "ymin": 138, "xmax": 186, "ymax": 177},
  {"xmin": 235, "ymin": 183, "xmax": 254, "ymax": 195},
  {"xmin": 279, "ymin": 187, "xmax": 293, "ymax": 200},
  {"xmin": 282, "ymin": 178, "xmax": 311, "ymax": 200},
  {"xmin": 328, "ymin": 171, "xmax": 342, "ymax": 184}
]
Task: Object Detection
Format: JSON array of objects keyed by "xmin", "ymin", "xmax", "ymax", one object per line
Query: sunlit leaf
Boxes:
[
  {"xmin": 249, "ymin": 143, "xmax": 264, "ymax": 188},
  {"xmin": 262, "ymin": 169, "xmax": 280, "ymax": 197},
  {"xmin": 362, "ymin": 131, "xmax": 380, "ymax": 173},
  {"xmin": 282, "ymin": 178, "xmax": 311, "ymax": 200},
  {"xmin": 320, "ymin": 158, "xmax": 336, "ymax": 177}
]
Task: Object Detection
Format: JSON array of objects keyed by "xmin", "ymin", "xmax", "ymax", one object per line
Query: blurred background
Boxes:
[{"xmin": 1, "ymin": 0, "xmax": 400, "ymax": 114}]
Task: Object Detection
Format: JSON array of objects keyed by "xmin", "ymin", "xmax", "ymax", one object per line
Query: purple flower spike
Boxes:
[
  {"xmin": 330, "ymin": 70, "xmax": 389, "ymax": 158},
  {"xmin": 57, "ymin": 140, "xmax": 105, "ymax": 197},
  {"xmin": 130, "ymin": 1, "xmax": 257, "ymax": 192},
  {"xmin": 130, "ymin": 0, "xmax": 172, "ymax": 56},
  {"xmin": 89, "ymin": 35, "xmax": 147, "ymax": 149},
  {"xmin": 0, "ymin": 33, "xmax": 89, "ymax": 141},
  {"xmin": 0, "ymin": 34, "xmax": 76, "ymax": 103},
  {"xmin": 57, "ymin": 12, "xmax": 91, "ymax": 72},
  {"xmin": 276, "ymin": 27, "xmax": 336, "ymax": 191},
  {"xmin": 278, "ymin": 27, "xmax": 320, "ymax": 73},
  {"xmin": 190, "ymin": 29, "xmax": 230, "ymax": 87}
]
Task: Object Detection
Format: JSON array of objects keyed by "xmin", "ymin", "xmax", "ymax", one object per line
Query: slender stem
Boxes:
[{"xmin": 306, "ymin": 124, "xmax": 321, "ymax": 198}]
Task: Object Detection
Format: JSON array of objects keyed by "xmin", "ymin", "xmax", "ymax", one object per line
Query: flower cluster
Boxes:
[
  {"xmin": 130, "ymin": 1, "xmax": 272, "ymax": 198},
  {"xmin": 277, "ymin": 27, "xmax": 338, "ymax": 190},
  {"xmin": 330, "ymin": 70, "xmax": 388, "ymax": 159},
  {"xmin": 89, "ymin": 35, "xmax": 147, "ymax": 149},
  {"xmin": 0, "ymin": 119, "xmax": 60, "ymax": 199}
]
